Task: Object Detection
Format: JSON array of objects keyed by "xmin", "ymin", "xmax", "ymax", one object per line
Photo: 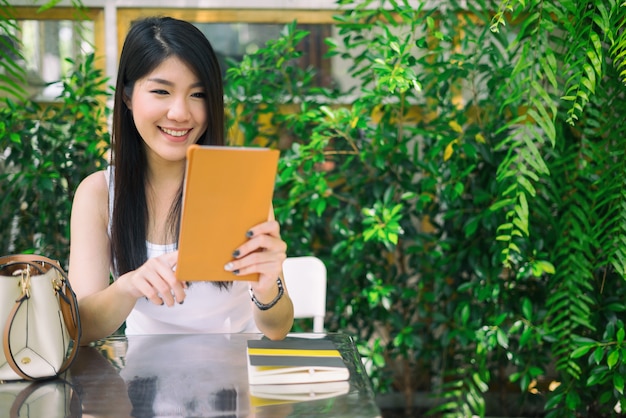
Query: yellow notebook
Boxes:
[
  {"xmin": 176, "ymin": 145, "xmax": 280, "ymax": 282},
  {"xmin": 247, "ymin": 338, "xmax": 350, "ymax": 385}
]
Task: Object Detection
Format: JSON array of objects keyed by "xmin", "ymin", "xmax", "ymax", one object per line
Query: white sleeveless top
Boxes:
[{"xmin": 105, "ymin": 167, "xmax": 258, "ymax": 335}]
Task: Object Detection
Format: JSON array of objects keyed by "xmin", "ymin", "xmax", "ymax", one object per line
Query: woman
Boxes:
[{"xmin": 68, "ymin": 16, "xmax": 293, "ymax": 344}]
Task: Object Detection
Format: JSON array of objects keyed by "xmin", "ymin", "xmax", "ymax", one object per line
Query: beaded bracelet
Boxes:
[{"xmin": 249, "ymin": 277, "xmax": 284, "ymax": 311}]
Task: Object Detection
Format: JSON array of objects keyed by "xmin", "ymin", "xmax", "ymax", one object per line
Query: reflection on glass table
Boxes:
[{"xmin": 68, "ymin": 333, "xmax": 381, "ymax": 418}]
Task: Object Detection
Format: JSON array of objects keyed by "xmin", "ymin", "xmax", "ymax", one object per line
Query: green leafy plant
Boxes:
[
  {"xmin": 0, "ymin": 52, "xmax": 111, "ymax": 267},
  {"xmin": 0, "ymin": 0, "xmax": 26, "ymax": 100},
  {"xmin": 3, "ymin": 0, "xmax": 626, "ymax": 416},
  {"xmin": 226, "ymin": 0, "xmax": 626, "ymax": 416}
]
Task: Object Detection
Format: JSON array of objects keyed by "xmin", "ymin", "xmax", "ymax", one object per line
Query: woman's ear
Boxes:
[
  {"xmin": 123, "ymin": 94, "xmax": 132, "ymax": 110},
  {"xmin": 122, "ymin": 85, "xmax": 133, "ymax": 110}
]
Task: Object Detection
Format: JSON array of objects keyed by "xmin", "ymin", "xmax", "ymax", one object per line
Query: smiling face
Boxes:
[{"xmin": 126, "ymin": 56, "xmax": 209, "ymax": 164}]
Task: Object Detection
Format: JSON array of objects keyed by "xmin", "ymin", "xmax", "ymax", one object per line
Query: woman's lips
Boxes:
[{"xmin": 160, "ymin": 127, "xmax": 191, "ymax": 142}]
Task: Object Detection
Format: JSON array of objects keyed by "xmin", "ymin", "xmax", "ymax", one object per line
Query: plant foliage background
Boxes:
[
  {"xmin": 3, "ymin": 0, "xmax": 626, "ymax": 416},
  {"xmin": 0, "ymin": 0, "xmax": 109, "ymax": 265},
  {"xmin": 226, "ymin": 0, "xmax": 626, "ymax": 416}
]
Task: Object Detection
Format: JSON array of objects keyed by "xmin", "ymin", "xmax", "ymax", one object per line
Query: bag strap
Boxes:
[
  {"xmin": 0, "ymin": 254, "xmax": 62, "ymax": 268},
  {"xmin": 2, "ymin": 255, "xmax": 82, "ymax": 380},
  {"xmin": 9, "ymin": 378, "xmax": 82, "ymax": 418}
]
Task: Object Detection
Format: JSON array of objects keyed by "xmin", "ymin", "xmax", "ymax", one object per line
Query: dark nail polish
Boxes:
[
  {"xmin": 233, "ymin": 269, "xmax": 240, "ymax": 275},
  {"xmin": 179, "ymin": 300, "xmax": 184, "ymax": 305},
  {"xmin": 246, "ymin": 230, "xmax": 254, "ymax": 238},
  {"xmin": 233, "ymin": 249, "xmax": 240, "ymax": 257}
]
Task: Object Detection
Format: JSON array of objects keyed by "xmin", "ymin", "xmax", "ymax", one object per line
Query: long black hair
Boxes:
[{"xmin": 110, "ymin": 16, "xmax": 224, "ymax": 277}]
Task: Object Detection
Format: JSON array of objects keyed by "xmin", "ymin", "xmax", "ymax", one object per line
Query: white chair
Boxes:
[{"xmin": 282, "ymin": 256, "xmax": 327, "ymax": 333}]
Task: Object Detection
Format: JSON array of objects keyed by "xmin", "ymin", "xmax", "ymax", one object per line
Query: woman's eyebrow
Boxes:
[
  {"xmin": 146, "ymin": 77, "xmax": 173, "ymax": 86},
  {"xmin": 146, "ymin": 78, "xmax": 203, "ymax": 89}
]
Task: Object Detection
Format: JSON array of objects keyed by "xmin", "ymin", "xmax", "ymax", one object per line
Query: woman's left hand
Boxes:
[
  {"xmin": 227, "ymin": 218, "xmax": 293, "ymax": 339},
  {"xmin": 224, "ymin": 219, "xmax": 287, "ymax": 297}
]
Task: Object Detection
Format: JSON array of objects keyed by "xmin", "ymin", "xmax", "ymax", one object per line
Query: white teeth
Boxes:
[{"xmin": 162, "ymin": 127, "xmax": 189, "ymax": 137}]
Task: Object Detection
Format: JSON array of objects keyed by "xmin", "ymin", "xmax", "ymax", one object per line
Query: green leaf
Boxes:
[
  {"xmin": 496, "ymin": 329, "xmax": 509, "ymax": 349},
  {"xmin": 593, "ymin": 348, "xmax": 604, "ymax": 365},
  {"xmin": 570, "ymin": 345, "xmax": 593, "ymax": 359},
  {"xmin": 587, "ymin": 370, "xmax": 606, "ymax": 386},
  {"xmin": 460, "ymin": 303, "xmax": 470, "ymax": 325},
  {"xmin": 517, "ymin": 298, "xmax": 531, "ymax": 322},
  {"xmin": 607, "ymin": 350, "xmax": 620, "ymax": 369},
  {"xmin": 614, "ymin": 373, "xmax": 625, "ymax": 395}
]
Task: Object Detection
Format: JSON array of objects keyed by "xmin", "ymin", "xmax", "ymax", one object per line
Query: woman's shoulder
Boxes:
[
  {"xmin": 73, "ymin": 169, "xmax": 109, "ymax": 214},
  {"xmin": 76, "ymin": 169, "xmax": 108, "ymax": 196}
]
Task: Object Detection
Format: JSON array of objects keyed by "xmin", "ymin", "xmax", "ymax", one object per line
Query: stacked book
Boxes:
[{"xmin": 246, "ymin": 337, "xmax": 350, "ymax": 405}]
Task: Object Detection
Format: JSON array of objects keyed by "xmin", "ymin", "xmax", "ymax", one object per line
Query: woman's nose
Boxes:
[{"xmin": 167, "ymin": 97, "xmax": 191, "ymax": 121}]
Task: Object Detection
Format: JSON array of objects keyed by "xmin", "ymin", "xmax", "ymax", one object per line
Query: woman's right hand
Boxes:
[{"xmin": 120, "ymin": 251, "xmax": 187, "ymax": 306}]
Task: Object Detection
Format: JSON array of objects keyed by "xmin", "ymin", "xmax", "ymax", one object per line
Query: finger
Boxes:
[
  {"xmin": 170, "ymin": 280, "xmax": 187, "ymax": 304},
  {"xmin": 149, "ymin": 277, "xmax": 176, "ymax": 307},
  {"xmin": 160, "ymin": 251, "xmax": 186, "ymax": 303},
  {"xmin": 233, "ymin": 234, "xmax": 287, "ymax": 260},
  {"xmin": 135, "ymin": 275, "xmax": 165, "ymax": 306},
  {"xmin": 245, "ymin": 220, "xmax": 281, "ymax": 240},
  {"xmin": 141, "ymin": 254, "xmax": 181, "ymax": 306},
  {"xmin": 164, "ymin": 250, "xmax": 179, "ymax": 269},
  {"xmin": 143, "ymin": 282, "xmax": 185, "ymax": 306},
  {"xmin": 224, "ymin": 247, "xmax": 287, "ymax": 275},
  {"xmin": 226, "ymin": 251, "xmax": 285, "ymax": 278}
]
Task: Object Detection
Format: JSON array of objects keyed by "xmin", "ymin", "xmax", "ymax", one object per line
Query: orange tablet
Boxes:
[{"xmin": 176, "ymin": 145, "xmax": 280, "ymax": 282}]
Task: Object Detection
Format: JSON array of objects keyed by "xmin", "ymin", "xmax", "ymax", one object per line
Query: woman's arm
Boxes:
[
  {"xmin": 68, "ymin": 171, "xmax": 136, "ymax": 343},
  {"xmin": 250, "ymin": 271, "xmax": 295, "ymax": 340},
  {"xmin": 69, "ymin": 171, "xmax": 186, "ymax": 344}
]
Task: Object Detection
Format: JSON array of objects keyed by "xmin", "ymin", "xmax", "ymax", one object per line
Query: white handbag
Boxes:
[{"xmin": 0, "ymin": 255, "xmax": 81, "ymax": 381}]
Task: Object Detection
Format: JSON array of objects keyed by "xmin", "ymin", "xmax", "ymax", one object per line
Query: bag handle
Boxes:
[
  {"xmin": 9, "ymin": 378, "xmax": 83, "ymax": 418},
  {"xmin": 0, "ymin": 254, "xmax": 63, "ymax": 269},
  {"xmin": 1, "ymin": 255, "xmax": 82, "ymax": 380}
]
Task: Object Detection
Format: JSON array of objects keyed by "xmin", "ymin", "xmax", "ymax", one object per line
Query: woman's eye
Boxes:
[
  {"xmin": 192, "ymin": 92, "xmax": 206, "ymax": 99},
  {"xmin": 150, "ymin": 89, "xmax": 169, "ymax": 95}
]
